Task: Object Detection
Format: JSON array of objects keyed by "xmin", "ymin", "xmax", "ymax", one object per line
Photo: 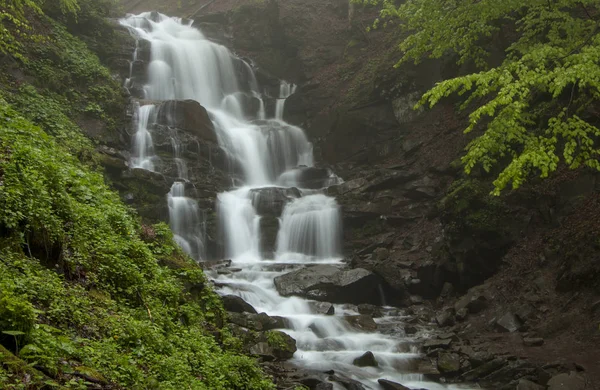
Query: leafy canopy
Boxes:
[{"xmin": 357, "ymin": 0, "xmax": 600, "ymax": 193}]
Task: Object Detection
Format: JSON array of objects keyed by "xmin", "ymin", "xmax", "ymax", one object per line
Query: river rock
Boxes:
[
  {"xmin": 437, "ymin": 352, "xmax": 461, "ymax": 375},
  {"xmin": 221, "ymin": 295, "xmax": 257, "ymax": 314},
  {"xmin": 228, "ymin": 312, "xmax": 288, "ymax": 331},
  {"xmin": 495, "ymin": 312, "xmax": 523, "ymax": 333},
  {"xmin": 357, "ymin": 303, "xmax": 383, "ymax": 318},
  {"xmin": 547, "ymin": 372, "xmax": 586, "ymax": 390},
  {"xmin": 156, "ymin": 100, "xmax": 216, "ymax": 143},
  {"xmin": 311, "ymin": 302, "xmax": 335, "ymax": 315},
  {"xmin": 377, "ymin": 379, "xmax": 410, "ymax": 390},
  {"xmin": 423, "ymin": 338, "xmax": 453, "ymax": 350},
  {"xmin": 273, "ymin": 265, "xmax": 384, "ymax": 304},
  {"xmin": 344, "ymin": 315, "xmax": 378, "ymax": 332},
  {"xmin": 352, "ymin": 351, "xmax": 378, "ymax": 367},
  {"xmin": 436, "ymin": 307, "xmax": 456, "ymax": 327},
  {"xmin": 250, "ymin": 186, "xmax": 301, "ymax": 216}
]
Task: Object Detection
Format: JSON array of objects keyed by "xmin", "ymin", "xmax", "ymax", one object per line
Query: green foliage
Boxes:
[
  {"xmin": 357, "ymin": 0, "xmax": 600, "ymax": 193},
  {"xmin": 0, "ymin": 101, "xmax": 274, "ymax": 389}
]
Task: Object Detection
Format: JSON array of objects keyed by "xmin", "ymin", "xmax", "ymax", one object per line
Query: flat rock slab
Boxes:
[
  {"xmin": 547, "ymin": 372, "xmax": 586, "ymax": 390},
  {"xmin": 274, "ymin": 264, "xmax": 384, "ymax": 304}
]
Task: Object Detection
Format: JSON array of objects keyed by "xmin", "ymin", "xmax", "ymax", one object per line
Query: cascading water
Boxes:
[
  {"xmin": 275, "ymin": 80, "xmax": 297, "ymax": 120},
  {"xmin": 276, "ymin": 194, "xmax": 342, "ymax": 260},
  {"xmin": 131, "ymin": 103, "xmax": 158, "ymax": 170},
  {"xmin": 121, "ymin": 12, "xmax": 473, "ymax": 390}
]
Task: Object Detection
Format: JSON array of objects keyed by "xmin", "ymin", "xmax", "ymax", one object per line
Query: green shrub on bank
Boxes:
[{"xmin": 0, "ymin": 99, "xmax": 274, "ymax": 388}]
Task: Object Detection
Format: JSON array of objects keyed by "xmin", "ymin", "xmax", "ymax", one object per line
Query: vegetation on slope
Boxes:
[
  {"xmin": 0, "ymin": 1, "xmax": 274, "ymax": 389},
  {"xmin": 357, "ymin": 0, "xmax": 600, "ymax": 194}
]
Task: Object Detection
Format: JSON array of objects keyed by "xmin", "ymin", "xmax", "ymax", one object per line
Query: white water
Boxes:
[
  {"xmin": 121, "ymin": 12, "xmax": 473, "ymax": 390},
  {"xmin": 275, "ymin": 80, "xmax": 297, "ymax": 120},
  {"xmin": 276, "ymin": 194, "xmax": 341, "ymax": 259},
  {"xmin": 131, "ymin": 103, "xmax": 158, "ymax": 170}
]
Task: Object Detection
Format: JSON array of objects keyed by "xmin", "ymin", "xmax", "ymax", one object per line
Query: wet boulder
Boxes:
[
  {"xmin": 273, "ymin": 265, "xmax": 385, "ymax": 304},
  {"xmin": 250, "ymin": 330, "xmax": 297, "ymax": 361},
  {"xmin": 377, "ymin": 379, "xmax": 411, "ymax": 390},
  {"xmin": 310, "ymin": 302, "xmax": 335, "ymax": 315},
  {"xmin": 156, "ymin": 100, "xmax": 216, "ymax": 143},
  {"xmin": 352, "ymin": 351, "xmax": 378, "ymax": 367},
  {"xmin": 344, "ymin": 315, "xmax": 378, "ymax": 332},
  {"xmin": 221, "ymin": 295, "xmax": 257, "ymax": 314},
  {"xmin": 250, "ymin": 186, "xmax": 301, "ymax": 217},
  {"xmin": 437, "ymin": 352, "xmax": 461, "ymax": 375},
  {"xmin": 227, "ymin": 312, "xmax": 288, "ymax": 331},
  {"xmin": 278, "ymin": 167, "xmax": 337, "ymax": 189}
]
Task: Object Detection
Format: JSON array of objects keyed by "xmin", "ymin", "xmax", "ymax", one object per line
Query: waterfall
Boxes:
[
  {"xmin": 120, "ymin": 12, "xmax": 460, "ymax": 390},
  {"xmin": 131, "ymin": 103, "xmax": 157, "ymax": 171},
  {"xmin": 275, "ymin": 80, "xmax": 297, "ymax": 120},
  {"xmin": 168, "ymin": 182, "xmax": 206, "ymax": 260},
  {"xmin": 276, "ymin": 194, "xmax": 341, "ymax": 259}
]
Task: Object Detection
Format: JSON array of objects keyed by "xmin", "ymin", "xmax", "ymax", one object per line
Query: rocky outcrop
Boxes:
[
  {"xmin": 156, "ymin": 100, "xmax": 216, "ymax": 143},
  {"xmin": 250, "ymin": 187, "xmax": 301, "ymax": 217},
  {"xmin": 273, "ymin": 265, "xmax": 385, "ymax": 304}
]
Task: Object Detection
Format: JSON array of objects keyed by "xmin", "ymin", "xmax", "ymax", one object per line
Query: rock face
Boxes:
[
  {"xmin": 156, "ymin": 99, "xmax": 216, "ymax": 142},
  {"xmin": 273, "ymin": 265, "xmax": 385, "ymax": 304},
  {"xmin": 250, "ymin": 186, "xmax": 301, "ymax": 217}
]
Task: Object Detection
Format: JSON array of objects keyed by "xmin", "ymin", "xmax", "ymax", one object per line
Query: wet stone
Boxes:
[
  {"xmin": 221, "ymin": 295, "xmax": 257, "ymax": 314},
  {"xmin": 377, "ymin": 379, "xmax": 410, "ymax": 390},
  {"xmin": 352, "ymin": 351, "xmax": 378, "ymax": 367}
]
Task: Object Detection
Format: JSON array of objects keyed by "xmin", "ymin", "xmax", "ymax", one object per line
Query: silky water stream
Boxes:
[{"xmin": 121, "ymin": 12, "xmax": 473, "ymax": 390}]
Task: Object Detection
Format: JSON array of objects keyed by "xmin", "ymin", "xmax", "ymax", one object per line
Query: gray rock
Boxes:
[
  {"xmin": 378, "ymin": 378, "xmax": 411, "ymax": 390},
  {"xmin": 156, "ymin": 100, "xmax": 216, "ymax": 142},
  {"xmin": 221, "ymin": 295, "xmax": 257, "ymax": 314},
  {"xmin": 547, "ymin": 372, "xmax": 586, "ymax": 390},
  {"xmin": 436, "ymin": 307, "xmax": 456, "ymax": 327},
  {"xmin": 251, "ymin": 330, "xmax": 297, "ymax": 360},
  {"xmin": 404, "ymin": 325, "xmax": 418, "ymax": 335},
  {"xmin": 437, "ymin": 352, "xmax": 461, "ymax": 375},
  {"xmin": 454, "ymin": 290, "xmax": 489, "ymax": 314},
  {"xmin": 462, "ymin": 358, "xmax": 507, "ymax": 381},
  {"xmin": 517, "ymin": 379, "xmax": 545, "ymax": 390},
  {"xmin": 357, "ymin": 303, "xmax": 382, "ymax": 317},
  {"xmin": 455, "ymin": 308, "xmax": 468, "ymax": 321},
  {"xmin": 423, "ymin": 338, "xmax": 453, "ymax": 350},
  {"xmin": 311, "ymin": 302, "xmax": 335, "ymax": 315},
  {"xmin": 352, "ymin": 351, "xmax": 378, "ymax": 367},
  {"xmin": 227, "ymin": 312, "xmax": 288, "ymax": 331},
  {"xmin": 274, "ymin": 265, "xmax": 384, "ymax": 304},
  {"xmin": 495, "ymin": 312, "xmax": 523, "ymax": 333},
  {"xmin": 523, "ymin": 337, "xmax": 544, "ymax": 347},
  {"xmin": 249, "ymin": 187, "xmax": 301, "ymax": 216},
  {"xmin": 344, "ymin": 315, "xmax": 378, "ymax": 332}
]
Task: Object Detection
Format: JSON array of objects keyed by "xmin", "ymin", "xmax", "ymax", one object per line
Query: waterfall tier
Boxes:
[{"xmin": 120, "ymin": 12, "xmax": 466, "ymax": 390}]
